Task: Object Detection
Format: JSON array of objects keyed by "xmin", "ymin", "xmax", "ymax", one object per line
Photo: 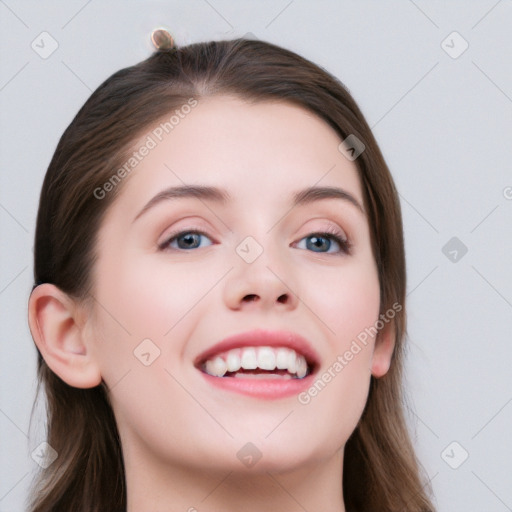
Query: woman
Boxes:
[{"xmin": 27, "ymin": 31, "xmax": 435, "ymax": 511}]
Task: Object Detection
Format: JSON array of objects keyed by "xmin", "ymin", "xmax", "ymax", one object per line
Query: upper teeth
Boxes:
[{"xmin": 204, "ymin": 346, "xmax": 309, "ymax": 379}]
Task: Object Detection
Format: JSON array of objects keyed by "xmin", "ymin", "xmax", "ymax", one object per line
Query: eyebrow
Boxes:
[{"xmin": 132, "ymin": 184, "xmax": 365, "ymax": 223}]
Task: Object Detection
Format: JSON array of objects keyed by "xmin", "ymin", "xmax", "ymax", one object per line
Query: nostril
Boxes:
[
  {"xmin": 277, "ymin": 294, "xmax": 288, "ymax": 303},
  {"xmin": 243, "ymin": 294, "xmax": 258, "ymax": 302}
]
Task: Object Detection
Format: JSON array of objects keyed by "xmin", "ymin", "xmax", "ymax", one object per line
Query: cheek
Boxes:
[
  {"xmin": 293, "ymin": 268, "xmax": 379, "ymax": 454},
  {"xmin": 304, "ymin": 256, "xmax": 381, "ymax": 349},
  {"xmin": 93, "ymin": 250, "xmax": 215, "ymax": 338},
  {"xmin": 90, "ymin": 249, "xmax": 222, "ymax": 382},
  {"xmin": 89, "ymin": 254, "xmax": 214, "ymax": 448}
]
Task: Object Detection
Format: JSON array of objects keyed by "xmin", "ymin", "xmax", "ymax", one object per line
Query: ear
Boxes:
[
  {"xmin": 28, "ymin": 283, "xmax": 102, "ymax": 388},
  {"xmin": 370, "ymin": 320, "xmax": 396, "ymax": 378}
]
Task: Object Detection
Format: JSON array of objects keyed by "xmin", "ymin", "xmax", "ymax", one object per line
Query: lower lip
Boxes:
[{"xmin": 199, "ymin": 370, "xmax": 315, "ymax": 399}]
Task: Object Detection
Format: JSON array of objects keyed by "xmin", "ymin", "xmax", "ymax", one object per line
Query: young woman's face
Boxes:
[{"xmin": 85, "ymin": 95, "xmax": 392, "ymax": 476}]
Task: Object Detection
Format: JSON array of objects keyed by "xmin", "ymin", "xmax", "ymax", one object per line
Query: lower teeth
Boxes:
[
  {"xmin": 231, "ymin": 372, "xmax": 294, "ymax": 380},
  {"xmin": 202, "ymin": 365, "xmax": 311, "ymax": 379}
]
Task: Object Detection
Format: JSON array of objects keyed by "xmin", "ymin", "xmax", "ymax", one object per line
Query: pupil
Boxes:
[
  {"xmin": 180, "ymin": 233, "xmax": 199, "ymax": 248},
  {"xmin": 308, "ymin": 236, "xmax": 329, "ymax": 252}
]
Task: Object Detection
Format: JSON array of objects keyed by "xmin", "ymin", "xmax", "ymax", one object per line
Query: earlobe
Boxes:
[
  {"xmin": 370, "ymin": 321, "xmax": 396, "ymax": 378},
  {"xmin": 28, "ymin": 284, "xmax": 102, "ymax": 388}
]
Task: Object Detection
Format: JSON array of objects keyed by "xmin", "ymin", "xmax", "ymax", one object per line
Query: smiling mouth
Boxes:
[{"xmin": 198, "ymin": 346, "xmax": 314, "ymax": 380}]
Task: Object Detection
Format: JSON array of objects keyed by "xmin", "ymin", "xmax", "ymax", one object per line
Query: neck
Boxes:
[{"xmin": 124, "ymin": 446, "xmax": 346, "ymax": 512}]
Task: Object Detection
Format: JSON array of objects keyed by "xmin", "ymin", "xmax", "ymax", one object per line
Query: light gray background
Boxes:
[{"xmin": 1, "ymin": 1, "xmax": 511, "ymax": 511}]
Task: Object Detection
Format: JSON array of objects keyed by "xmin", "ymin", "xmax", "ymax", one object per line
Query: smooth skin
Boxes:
[{"xmin": 29, "ymin": 95, "xmax": 395, "ymax": 512}]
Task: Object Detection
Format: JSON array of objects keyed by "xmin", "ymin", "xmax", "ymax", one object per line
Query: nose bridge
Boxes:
[
  {"xmin": 223, "ymin": 221, "xmax": 297, "ymax": 310},
  {"xmin": 233, "ymin": 208, "xmax": 278, "ymax": 267}
]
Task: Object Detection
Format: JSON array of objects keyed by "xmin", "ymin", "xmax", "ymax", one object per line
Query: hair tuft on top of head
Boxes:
[{"xmin": 150, "ymin": 28, "xmax": 176, "ymax": 51}]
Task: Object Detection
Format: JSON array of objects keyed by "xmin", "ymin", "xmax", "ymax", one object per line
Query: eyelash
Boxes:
[{"xmin": 159, "ymin": 225, "xmax": 351, "ymax": 255}]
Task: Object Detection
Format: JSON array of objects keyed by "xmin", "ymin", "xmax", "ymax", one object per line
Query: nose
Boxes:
[{"xmin": 223, "ymin": 246, "xmax": 299, "ymax": 312}]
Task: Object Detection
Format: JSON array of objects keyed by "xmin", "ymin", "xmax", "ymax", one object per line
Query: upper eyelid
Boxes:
[
  {"xmin": 159, "ymin": 221, "xmax": 348, "ymax": 240},
  {"xmin": 152, "ymin": 205, "xmax": 353, "ymax": 237}
]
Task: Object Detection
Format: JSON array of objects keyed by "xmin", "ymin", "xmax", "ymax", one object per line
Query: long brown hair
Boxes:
[{"xmin": 28, "ymin": 37, "xmax": 435, "ymax": 511}]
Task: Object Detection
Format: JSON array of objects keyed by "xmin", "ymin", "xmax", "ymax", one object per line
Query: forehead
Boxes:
[{"xmin": 109, "ymin": 95, "xmax": 363, "ymax": 215}]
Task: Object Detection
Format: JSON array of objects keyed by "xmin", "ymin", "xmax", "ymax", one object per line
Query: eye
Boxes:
[
  {"xmin": 295, "ymin": 226, "xmax": 351, "ymax": 255},
  {"xmin": 158, "ymin": 226, "xmax": 350, "ymax": 254},
  {"xmin": 159, "ymin": 229, "xmax": 214, "ymax": 251}
]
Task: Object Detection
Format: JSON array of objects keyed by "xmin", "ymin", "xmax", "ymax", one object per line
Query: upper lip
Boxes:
[{"xmin": 194, "ymin": 328, "xmax": 321, "ymax": 371}]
